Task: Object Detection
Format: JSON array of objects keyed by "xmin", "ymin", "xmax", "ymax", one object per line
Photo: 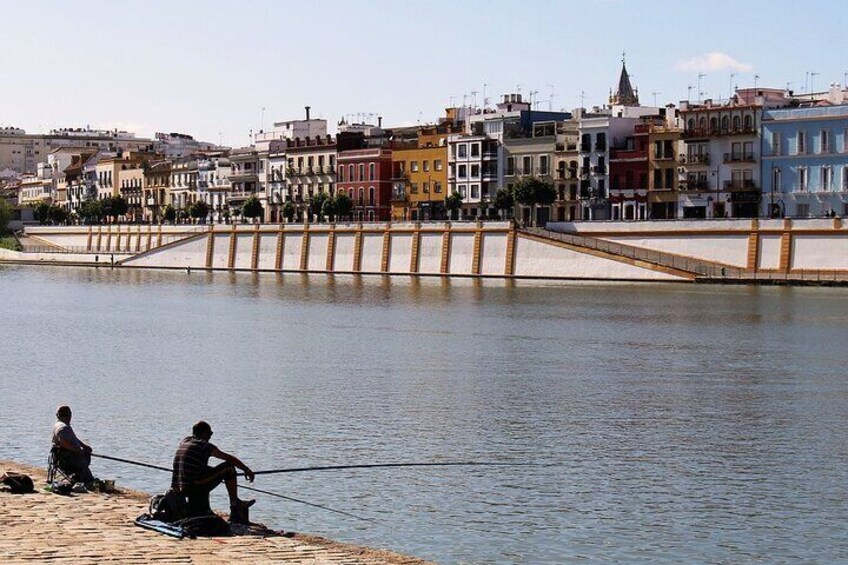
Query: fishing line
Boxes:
[{"xmin": 246, "ymin": 461, "xmax": 540, "ymax": 476}]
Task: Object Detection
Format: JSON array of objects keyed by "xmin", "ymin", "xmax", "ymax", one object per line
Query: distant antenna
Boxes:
[
  {"xmin": 449, "ymin": 96, "xmax": 455, "ymax": 107},
  {"xmin": 530, "ymin": 90, "xmax": 539, "ymax": 109},
  {"xmin": 547, "ymin": 84, "xmax": 556, "ymax": 111},
  {"xmin": 260, "ymin": 106, "xmax": 266, "ymax": 132},
  {"xmin": 651, "ymin": 91, "xmax": 661, "ymax": 106},
  {"xmin": 687, "ymin": 85, "xmax": 694, "ymax": 102},
  {"xmin": 810, "ymin": 71, "xmax": 820, "ymax": 95},
  {"xmin": 483, "ymin": 83, "xmax": 489, "ymax": 107},
  {"xmin": 470, "ymin": 90, "xmax": 478, "ymax": 107},
  {"xmin": 579, "ymin": 90, "xmax": 586, "ymax": 108},
  {"xmin": 219, "ymin": 131, "xmax": 223, "ymax": 146},
  {"xmin": 729, "ymin": 73, "xmax": 736, "ymax": 100},
  {"xmin": 754, "ymin": 74, "xmax": 760, "ymax": 90},
  {"xmin": 697, "ymin": 73, "xmax": 706, "ymax": 103}
]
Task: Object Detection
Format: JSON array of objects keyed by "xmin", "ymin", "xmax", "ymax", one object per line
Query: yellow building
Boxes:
[{"xmin": 390, "ymin": 126, "xmax": 453, "ymax": 221}]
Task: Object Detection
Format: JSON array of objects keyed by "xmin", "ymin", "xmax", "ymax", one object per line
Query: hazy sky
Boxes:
[{"xmin": 2, "ymin": 1, "xmax": 846, "ymax": 146}]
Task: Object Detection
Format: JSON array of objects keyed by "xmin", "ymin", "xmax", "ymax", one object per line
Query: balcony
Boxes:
[
  {"xmin": 229, "ymin": 171, "xmax": 258, "ymax": 182},
  {"xmin": 482, "ymin": 170, "xmax": 498, "ymax": 181},
  {"xmin": 724, "ymin": 180, "xmax": 758, "ymax": 191},
  {"xmin": 609, "ymin": 147, "xmax": 645, "ymax": 160},
  {"xmin": 579, "ymin": 166, "xmax": 591, "ymax": 178},
  {"xmin": 683, "ymin": 179, "xmax": 710, "ymax": 191},
  {"xmin": 580, "ymin": 144, "xmax": 591, "ymax": 153},
  {"xmin": 594, "ymin": 142, "xmax": 606, "ymax": 152},
  {"xmin": 654, "ymin": 152, "xmax": 675, "ymax": 161},
  {"xmin": 591, "ymin": 165, "xmax": 607, "ymax": 175},
  {"xmin": 391, "ymin": 189, "xmax": 408, "ymax": 202},
  {"xmin": 482, "ymin": 150, "xmax": 498, "ymax": 158},
  {"xmin": 723, "ymin": 152, "xmax": 756, "ymax": 163},
  {"xmin": 683, "ymin": 154, "xmax": 710, "ymax": 165}
]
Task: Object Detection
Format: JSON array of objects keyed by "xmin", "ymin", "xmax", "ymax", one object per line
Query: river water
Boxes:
[{"xmin": 1, "ymin": 266, "xmax": 847, "ymax": 564}]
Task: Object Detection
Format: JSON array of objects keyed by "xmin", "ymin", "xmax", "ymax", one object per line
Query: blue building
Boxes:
[{"xmin": 761, "ymin": 101, "xmax": 848, "ymax": 218}]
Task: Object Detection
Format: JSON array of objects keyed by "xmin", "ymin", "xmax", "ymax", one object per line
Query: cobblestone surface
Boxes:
[{"xmin": 0, "ymin": 461, "xmax": 430, "ymax": 565}]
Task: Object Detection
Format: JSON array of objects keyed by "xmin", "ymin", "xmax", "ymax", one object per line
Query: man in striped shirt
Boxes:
[{"xmin": 171, "ymin": 421, "xmax": 255, "ymax": 515}]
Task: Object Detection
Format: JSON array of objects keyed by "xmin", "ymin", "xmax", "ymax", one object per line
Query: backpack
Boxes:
[
  {"xmin": 174, "ymin": 514, "xmax": 231, "ymax": 537},
  {"xmin": 149, "ymin": 490, "xmax": 188, "ymax": 522},
  {"xmin": 1, "ymin": 472, "xmax": 35, "ymax": 494}
]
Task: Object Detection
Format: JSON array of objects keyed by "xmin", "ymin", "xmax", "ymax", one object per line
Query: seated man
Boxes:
[
  {"xmin": 52, "ymin": 405, "xmax": 95, "ymax": 484},
  {"xmin": 171, "ymin": 421, "xmax": 255, "ymax": 516}
]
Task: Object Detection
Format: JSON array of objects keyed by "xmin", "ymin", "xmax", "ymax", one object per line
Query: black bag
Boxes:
[
  {"xmin": 149, "ymin": 490, "xmax": 188, "ymax": 522},
  {"xmin": 174, "ymin": 514, "xmax": 231, "ymax": 537},
  {"xmin": 1, "ymin": 472, "xmax": 35, "ymax": 494}
]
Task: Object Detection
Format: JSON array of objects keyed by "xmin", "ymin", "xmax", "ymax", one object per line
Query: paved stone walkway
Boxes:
[{"xmin": 0, "ymin": 461, "xmax": 430, "ymax": 565}]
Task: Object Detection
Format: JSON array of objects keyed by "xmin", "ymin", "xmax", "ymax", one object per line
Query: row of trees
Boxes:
[
  {"xmin": 443, "ymin": 177, "xmax": 557, "ymax": 224},
  {"xmin": 33, "ymin": 196, "xmax": 131, "ymax": 226}
]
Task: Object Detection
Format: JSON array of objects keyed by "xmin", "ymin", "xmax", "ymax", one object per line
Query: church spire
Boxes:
[{"xmin": 610, "ymin": 53, "xmax": 640, "ymax": 107}]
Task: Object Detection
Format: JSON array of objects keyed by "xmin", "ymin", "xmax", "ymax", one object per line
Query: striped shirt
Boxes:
[{"xmin": 171, "ymin": 436, "xmax": 216, "ymax": 490}]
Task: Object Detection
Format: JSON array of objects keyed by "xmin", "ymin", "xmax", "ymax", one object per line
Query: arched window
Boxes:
[
  {"xmin": 369, "ymin": 187, "xmax": 375, "ymax": 206},
  {"xmin": 348, "ymin": 164, "xmax": 354, "ymax": 181},
  {"xmin": 348, "ymin": 188, "xmax": 353, "ymax": 199},
  {"xmin": 687, "ymin": 118, "xmax": 695, "ymax": 131},
  {"xmin": 369, "ymin": 163, "xmax": 376, "ymax": 181},
  {"xmin": 698, "ymin": 117, "xmax": 706, "ymax": 129},
  {"xmin": 744, "ymin": 115, "xmax": 753, "ymax": 131},
  {"xmin": 358, "ymin": 164, "xmax": 365, "ymax": 181},
  {"xmin": 721, "ymin": 116, "xmax": 729, "ymax": 131},
  {"xmin": 358, "ymin": 188, "xmax": 364, "ymax": 205},
  {"xmin": 710, "ymin": 117, "xmax": 718, "ymax": 132},
  {"xmin": 732, "ymin": 116, "xmax": 741, "ymax": 130},
  {"xmin": 338, "ymin": 165, "xmax": 344, "ymax": 182}
]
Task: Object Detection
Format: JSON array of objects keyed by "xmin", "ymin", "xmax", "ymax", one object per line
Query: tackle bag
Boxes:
[{"xmin": 1, "ymin": 472, "xmax": 35, "ymax": 494}]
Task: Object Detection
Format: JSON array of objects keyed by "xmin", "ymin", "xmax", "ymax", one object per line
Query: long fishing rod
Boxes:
[
  {"xmin": 245, "ymin": 461, "xmax": 538, "ymax": 476},
  {"xmin": 90, "ymin": 452, "xmax": 375, "ymax": 524}
]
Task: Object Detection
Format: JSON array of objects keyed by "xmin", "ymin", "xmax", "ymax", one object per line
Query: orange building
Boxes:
[{"xmin": 390, "ymin": 125, "xmax": 453, "ymax": 221}]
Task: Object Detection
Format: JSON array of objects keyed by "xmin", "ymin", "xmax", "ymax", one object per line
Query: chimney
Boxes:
[
  {"xmin": 378, "ymin": 116, "xmax": 383, "ymax": 128},
  {"xmin": 305, "ymin": 106, "xmax": 311, "ymax": 121}
]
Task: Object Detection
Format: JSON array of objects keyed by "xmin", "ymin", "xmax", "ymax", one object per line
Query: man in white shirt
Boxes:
[{"xmin": 52, "ymin": 405, "xmax": 94, "ymax": 484}]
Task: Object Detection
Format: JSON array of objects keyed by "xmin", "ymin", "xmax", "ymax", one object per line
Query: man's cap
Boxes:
[{"xmin": 56, "ymin": 405, "xmax": 71, "ymax": 417}]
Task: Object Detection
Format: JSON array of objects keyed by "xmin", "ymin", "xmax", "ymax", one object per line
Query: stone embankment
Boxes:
[{"xmin": 0, "ymin": 460, "xmax": 431, "ymax": 565}]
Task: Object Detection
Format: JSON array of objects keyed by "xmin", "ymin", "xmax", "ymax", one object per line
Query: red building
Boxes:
[
  {"xmin": 336, "ymin": 147, "xmax": 394, "ymax": 221},
  {"xmin": 609, "ymin": 123, "xmax": 650, "ymax": 220}
]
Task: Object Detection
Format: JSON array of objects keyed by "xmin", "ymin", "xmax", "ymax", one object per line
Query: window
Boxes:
[
  {"xmin": 358, "ymin": 188, "xmax": 365, "ymax": 205},
  {"xmin": 434, "ymin": 181, "xmax": 443, "ymax": 193},
  {"xmin": 471, "ymin": 184, "xmax": 479, "ymax": 198},
  {"xmin": 471, "ymin": 143, "xmax": 480, "ymax": 157},
  {"xmin": 732, "ymin": 116, "xmax": 741, "ymax": 130},
  {"xmin": 423, "ymin": 181, "xmax": 429, "ymax": 193},
  {"xmin": 799, "ymin": 167, "xmax": 808, "ymax": 191},
  {"xmin": 338, "ymin": 166, "xmax": 345, "ymax": 182},
  {"xmin": 359, "ymin": 164, "xmax": 365, "ymax": 181},
  {"xmin": 721, "ymin": 116, "xmax": 729, "ymax": 131},
  {"xmin": 506, "ymin": 157, "xmax": 515, "ymax": 176},
  {"xmin": 797, "ymin": 131, "xmax": 807, "ymax": 154},
  {"xmin": 797, "ymin": 203, "xmax": 809, "ymax": 217},
  {"xmin": 821, "ymin": 130, "xmax": 830, "ymax": 154},
  {"xmin": 773, "ymin": 167, "xmax": 782, "ymax": 193},
  {"xmin": 423, "ymin": 160, "xmax": 430, "ymax": 172},
  {"xmin": 522, "ymin": 156, "xmax": 531, "ymax": 174},
  {"xmin": 318, "ymin": 155, "xmax": 325, "ymax": 167},
  {"xmin": 458, "ymin": 144, "xmax": 467, "ymax": 158},
  {"xmin": 771, "ymin": 131, "xmax": 781, "ymax": 156},
  {"xmin": 369, "ymin": 187, "xmax": 375, "ymax": 205},
  {"xmin": 471, "ymin": 164, "xmax": 480, "ymax": 178},
  {"xmin": 844, "ymin": 166, "xmax": 848, "ymax": 190},
  {"xmin": 539, "ymin": 155, "xmax": 549, "ymax": 175},
  {"xmin": 348, "ymin": 164, "xmax": 354, "ymax": 180},
  {"xmin": 458, "ymin": 164, "xmax": 467, "ymax": 178},
  {"xmin": 434, "ymin": 159, "xmax": 443, "ymax": 171},
  {"xmin": 459, "ymin": 185, "xmax": 467, "ymax": 198},
  {"xmin": 411, "ymin": 161, "xmax": 419, "ymax": 172},
  {"xmin": 822, "ymin": 166, "xmax": 832, "ymax": 191},
  {"xmin": 369, "ymin": 163, "xmax": 375, "ymax": 180}
]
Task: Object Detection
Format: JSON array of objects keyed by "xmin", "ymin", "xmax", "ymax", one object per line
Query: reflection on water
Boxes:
[{"xmin": 1, "ymin": 266, "xmax": 847, "ymax": 564}]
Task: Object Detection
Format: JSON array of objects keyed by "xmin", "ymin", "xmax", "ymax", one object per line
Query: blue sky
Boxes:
[{"xmin": 2, "ymin": 0, "xmax": 846, "ymax": 146}]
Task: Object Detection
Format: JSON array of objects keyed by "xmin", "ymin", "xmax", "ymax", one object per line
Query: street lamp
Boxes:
[{"xmin": 771, "ymin": 166, "xmax": 781, "ymax": 218}]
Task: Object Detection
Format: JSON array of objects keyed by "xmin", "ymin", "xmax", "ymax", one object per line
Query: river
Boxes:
[{"xmin": 1, "ymin": 266, "xmax": 847, "ymax": 564}]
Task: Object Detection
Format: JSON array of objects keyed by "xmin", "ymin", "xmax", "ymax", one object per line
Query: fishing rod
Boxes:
[
  {"xmin": 90, "ymin": 452, "xmax": 376, "ymax": 524},
  {"xmin": 244, "ymin": 461, "xmax": 539, "ymax": 476}
]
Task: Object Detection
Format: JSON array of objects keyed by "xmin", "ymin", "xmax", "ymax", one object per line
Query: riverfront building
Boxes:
[
  {"xmin": 390, "ymin": 125, "xmax": 450, "ymax": 221},
  {"xmin": 761, "ymin": 88, "xmax": 848, "ymax": 218}
]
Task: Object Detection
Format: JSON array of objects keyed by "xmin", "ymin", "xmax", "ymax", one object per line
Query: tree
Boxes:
[
  {"xmin": 310, "ymin": 191, "xmax": 329, "ymax": 223},
  {"xmin": 78, "ymin": 200, "xmax": 104, "ymax": 224},
  {"xmin": 34, "ymin": 201, "xmax": 52, "ymax": 225},
  {"xmin": 513, "ymin": 177, "xmax": 556, "ymax": 226},
  {"xmin": 445, "ymin": 191, "xmax": 463, "ymax": 220},
  {"xmin": 0, "ymin": 199, "xmax": 11, "ymax": 234},
  {"xmin": 242, "ymin": 196, "xmax": 263, "ymax": 223},
  {"xmin": 163, "ymin": 204, "xmax": 177, "ymax": 224},
  {"xmin": 189, "ymin": 200, "xmax": 210, "ymax": 223},
  {"xmin": 282, "ymin": 202, "xmax": 295, "ymax": 223},
  {"xmin": 49, "ymin": 205, "xmax": 69, "ymax": 225},
  {"xmin": 321, "ymin": 196, "xmax": 337, "ymax": 222},
  {"xmin": 494, "ymin": 188, "xmax": 515, "ymax": 219},
  {"xmin": 333, "ymin": 193, "xmax": 353, "ymax": 222},
  {"xmin": 102, "ymin": 196, "xmax": 128, "ymax": 223}
]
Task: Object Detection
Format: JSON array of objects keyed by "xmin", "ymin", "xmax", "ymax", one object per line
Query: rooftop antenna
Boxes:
[
  {"xmin": 804, "ymin": 71, "xmax": 810, "ymax": 94},
  {"xmin": 218, "ymin": 131, "xmax": 223, "ymax": 146},
  {"xmin": 786, "ymin": 81, "xmax": 793, "ymax": 93},
  {"xmin": 483, "ymin": 83, "xmax": 489, "ymax": 107},
  {"xmin": 260, "ymin": 106, "xmax": 266, "ymax": 132},
  {"xmin": 729, "ymin": 73, "xmax": 736, "ymax": 100},
  {"xmin": 449, "ymin": 96, "xmax": 455, "ymax": 107},
  {"xmin": 417, "ymin": 111, "xmax": 423, "ymax": 125},
  {"xmin": 687, "ymin": 85, "xmax": 694, "ymax": 101},
  {"xmin": 470, "ymin": 90, "xmax": 478, "ymax": 108},
  {"xmin": 530, "ymin": 90, "xmax": 539, "ymax": 109},
  {"xmin": 651, "ymin": 91, "xmax": 661, "ymax": 106},
  {"xmin": 579, "ymin": 90, "xmax": 586, "ymax": 113},
  {"xmin": 697, "ymin": 73, "xmax": 706, "ymax": 103},
  {"xmin": 754, "ymin": 74, "xmax": 760, "ymax": 90},
  {"xmin": 547, "ymin": 84, "xmax": 556, "ymax": 111},
  {"xmin": 810, "ymin": 71, "xmax": 820, "ymax": 96},
  {"xmin": 462, "ymin": 94, "xmax": 468, "ymax": 108}
]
